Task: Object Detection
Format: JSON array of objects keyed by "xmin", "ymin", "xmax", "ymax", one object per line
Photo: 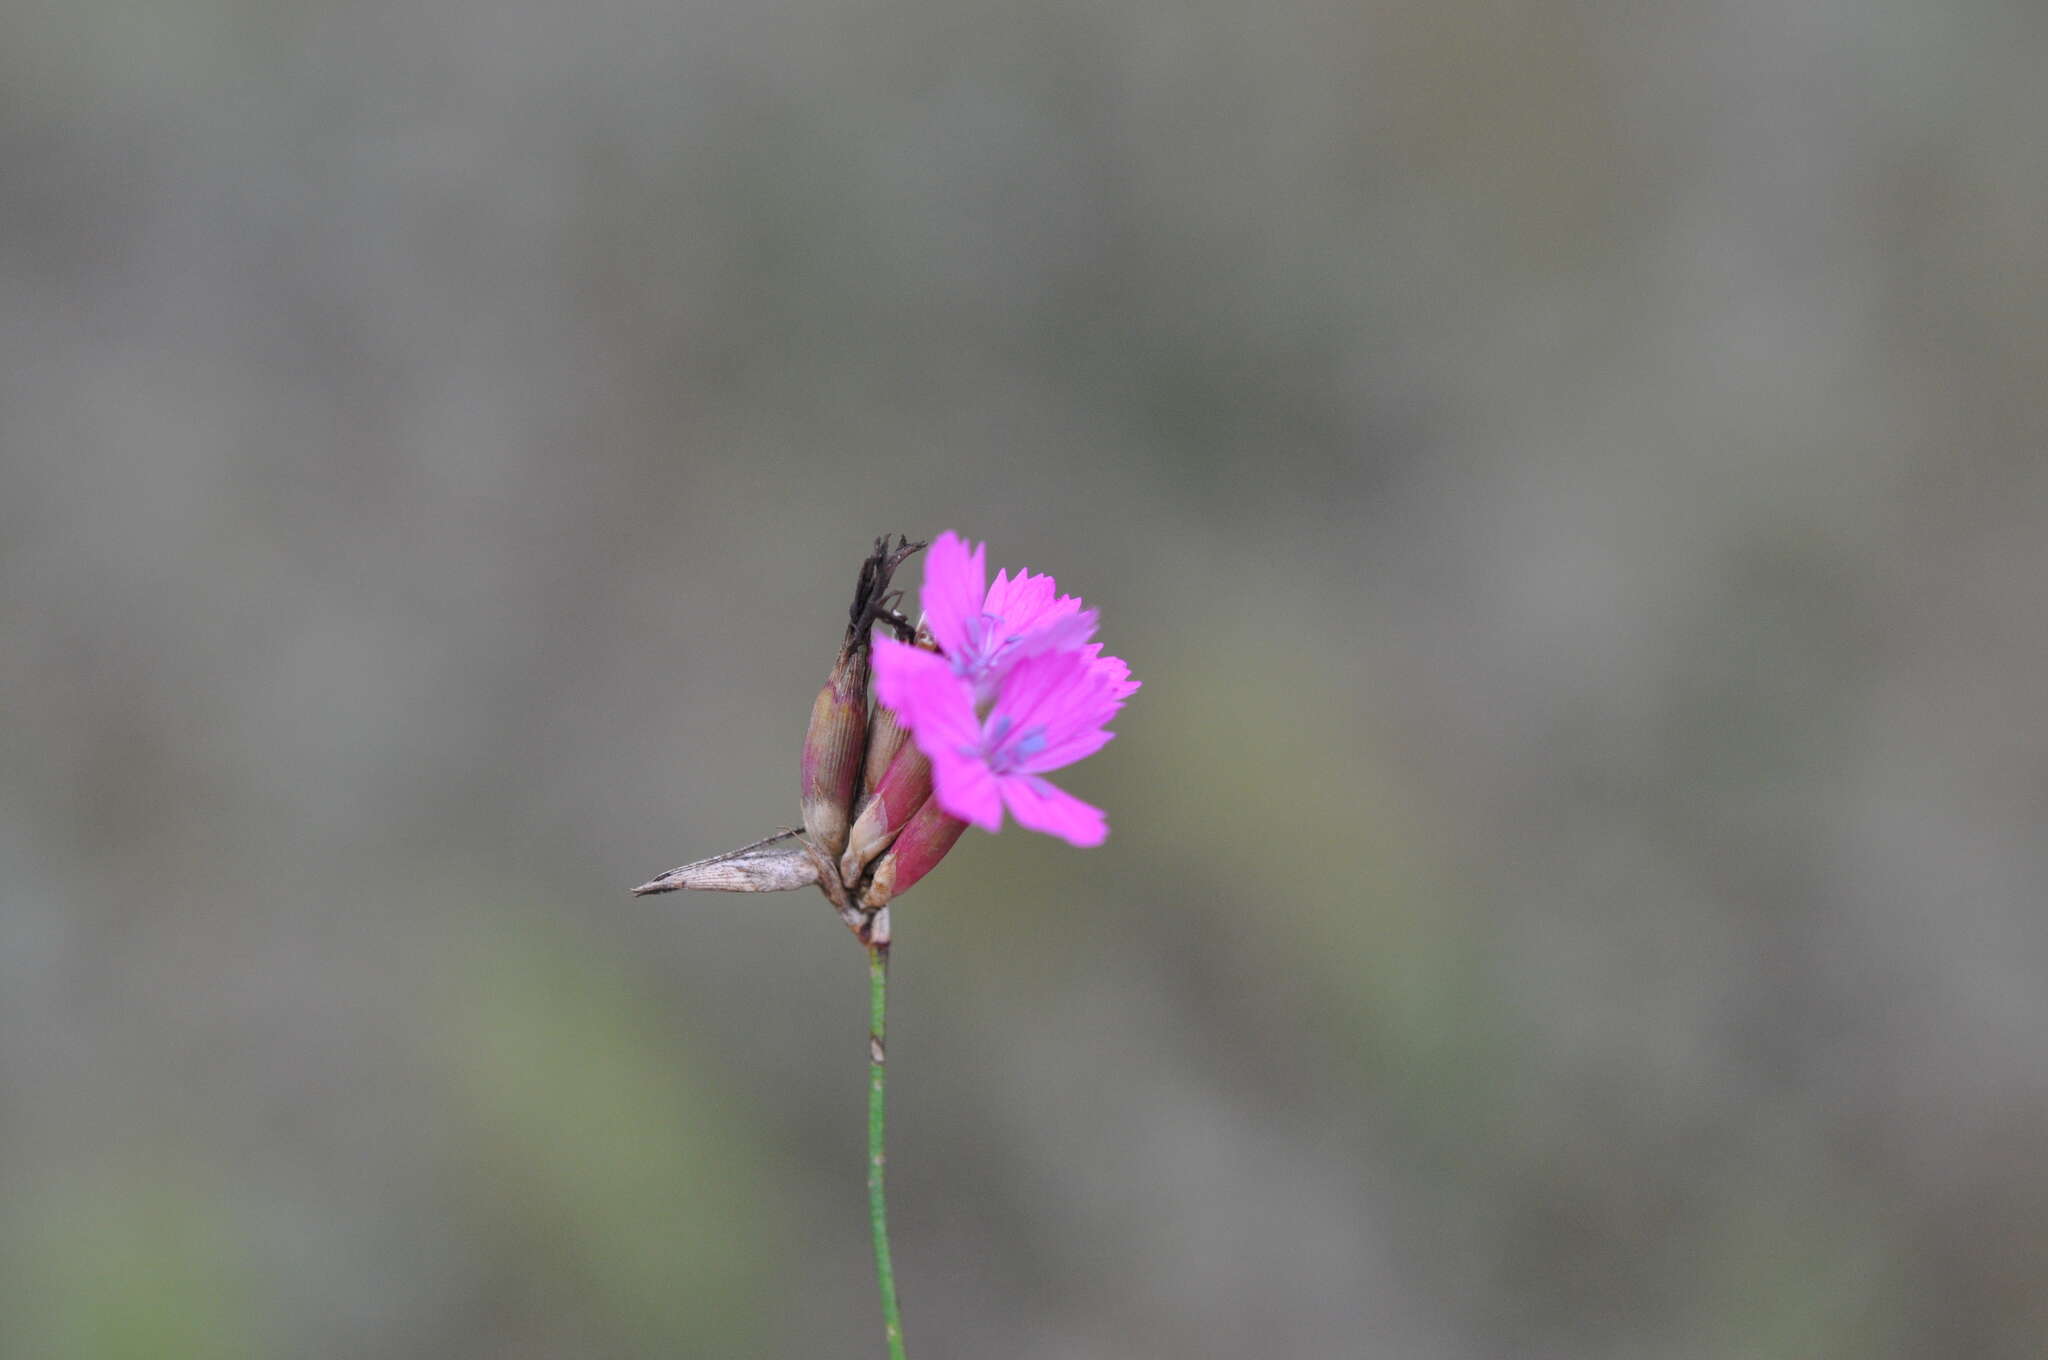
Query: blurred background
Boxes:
[{"xmin": 4, "ymin": 0, "xmax": 2047, "ymax": 1356}]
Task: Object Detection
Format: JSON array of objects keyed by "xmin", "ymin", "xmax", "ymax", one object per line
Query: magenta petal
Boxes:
[
  {"xmin": 1005, "ymin": 609, "xmax": 1099, "ymax": 665},
  {"xmin": 872, "ymin": 637, "xmax": 979, "ymax": 750},
  {"xmin": 1019, "ymin": 726, "xmax": 1114, "ymax": 774},
  {"xmin": 919, "ymin": 531, "xmax": 986, "ymax": 662},
  {"xmin": 999, "ymin": 775, "xmax": 1107, "ymax": 846},
  {"xmin": 930, "ymin": 748, "xmax": 1004, "ymax": 831},
  {"xmin": 983, "ymin": 568, "xmax": 1066, "ymax": 627},
  {"xmin": 981, "ymin": 567, "xmax": 1029, "ymax": 621},
  {"xmin": 1082, "ymin": 644, "xmax": 1143, "ymax": 700},
  {"xmin": 990, "ymin": 650, "xmax": 1123, "ymax": 753}
]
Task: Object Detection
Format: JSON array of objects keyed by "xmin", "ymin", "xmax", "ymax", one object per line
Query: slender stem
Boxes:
[{"xmin": 867, "ymin": 941, "xmax": 907, "ymax": 1360}]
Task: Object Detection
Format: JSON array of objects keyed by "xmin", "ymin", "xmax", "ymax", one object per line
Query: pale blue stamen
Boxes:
[
  {"xmin": 980, "ymin": 719, "xmax": 1048, "ymax": 775},
  {"xmin": 954, "ymin": 612, "xmax": 1008, "ymax": 688},
  {"xmin": 956, "ymin": 610, "xmax": 1041, "ymax": 710}
]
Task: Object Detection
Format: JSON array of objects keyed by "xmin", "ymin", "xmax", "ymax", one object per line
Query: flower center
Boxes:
[
  {"xmin": 955, "ymin": 612, "xmax": 1029, "ymax": 699},
  {"xmin": 973, "ymin": 713, "xmax": 1048, "ymax": 775}
]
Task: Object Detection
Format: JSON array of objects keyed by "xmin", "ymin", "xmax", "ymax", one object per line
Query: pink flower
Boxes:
[
  {"xmin": 874, "ymin": 643, "xmax": 1128, "ymax": 845},
  {"xmin": 918, "ymin": 531, "xmax": 1101, "ymax": 703},
  {"xmin": 871, "ymin": 532, "xmax": 1138, "ymax": 848}
]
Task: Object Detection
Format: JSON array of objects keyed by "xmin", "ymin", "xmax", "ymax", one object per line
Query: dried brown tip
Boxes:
[
  {"xmin": 845, "ymin": 535, "xmax": 927, "ymax": 646},
  {"xmin": 631, "ymin": 841, "xmax": 820, "ymax": 895}
]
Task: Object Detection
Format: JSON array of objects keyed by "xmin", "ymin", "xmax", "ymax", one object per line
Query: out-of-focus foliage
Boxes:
[
  {"xmin": 3, "ymin": 0, "xmax": 2046, "ymax": 1355},
  {"xmin": 14, "ymin": 1176, "xmax": 254, "ymax": 1360},
  {"xmin": 445, "ymin": 926, "xmax": 780, "ymax": 1355}
]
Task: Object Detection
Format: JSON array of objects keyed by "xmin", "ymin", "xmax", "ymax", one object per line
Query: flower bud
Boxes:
[
  {"xmin": 840, "ymin": 738, "xmax": 932, "ymax": 887},
  {"xmin": 862, "ymin": 702, "xmax": 909, "ymax": 801},
  {"xmin": 799, "ymin": 646, "xmax": 868, "ymax": 862},
  {"xmin": 800, "ymin": 536, "xmax": 925, "ymax": 863},
  {"xmin": 860, "ymin": 622, "xmax": 937, "ymax": 799},
  {"xmin": 861, "ymin": 797, "xmax": 968, "ymax": 910}
]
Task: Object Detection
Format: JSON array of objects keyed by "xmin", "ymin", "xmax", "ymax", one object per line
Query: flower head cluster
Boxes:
[
  {"xmin": 634, "ymin": 532, "xmax": 1134, "ymax": 939},
  {"xmin": 873, "ymin": 532, "xmax": 1139, "ymax": 847}
]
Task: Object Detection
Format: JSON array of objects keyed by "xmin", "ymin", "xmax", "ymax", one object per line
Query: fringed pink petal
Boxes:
[
  {"xmin": 873, "ymin": 636, "xmax": 979, "ymax": 751},
  {"xmin": 999, "ymin": 776, "xmax": 1108, "ymax": 846},
  {"xmin": 930, "ymin": 748, "xmax": 1004, "ymax": 831},
  {"xmin": 919, "ymin": 531, "xmax": 987, "ymax": 662}
]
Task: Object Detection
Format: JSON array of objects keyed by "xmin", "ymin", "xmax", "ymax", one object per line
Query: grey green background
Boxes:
[{"xmin": 5, "ymin": 1, "xmax": 2047, "ymax": 1356}]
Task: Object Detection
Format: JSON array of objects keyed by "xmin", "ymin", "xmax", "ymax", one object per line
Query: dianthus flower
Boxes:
[{"xmin": 872, "ymin": 532, "xmax": 1138, "ymax": 846}]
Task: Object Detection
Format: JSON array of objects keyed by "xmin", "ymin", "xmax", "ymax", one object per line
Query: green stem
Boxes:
[{"xmin": 867, "ymin": 941, "xmax": 907, "ymax": 1360}]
